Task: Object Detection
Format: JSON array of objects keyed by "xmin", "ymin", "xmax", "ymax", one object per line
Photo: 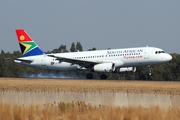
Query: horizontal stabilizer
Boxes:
[{"xmin": 14, "ymin": 58, "xmax": 33, "ymax": 63}]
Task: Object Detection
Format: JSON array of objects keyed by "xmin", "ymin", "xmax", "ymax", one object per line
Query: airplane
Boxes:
[{"xmin": 14, "ymin": 29, "xmax": 172, "ymax": 79}]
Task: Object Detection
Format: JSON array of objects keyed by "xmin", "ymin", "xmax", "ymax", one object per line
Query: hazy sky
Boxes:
[{"xmin": 0, "ymin": 1, "xmax": 180, "ymax": 53}]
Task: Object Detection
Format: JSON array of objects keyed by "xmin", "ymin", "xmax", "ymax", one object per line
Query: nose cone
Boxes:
[{"xmin": 166, "ymin": 54, "xmax": 172, "ymax": 61}]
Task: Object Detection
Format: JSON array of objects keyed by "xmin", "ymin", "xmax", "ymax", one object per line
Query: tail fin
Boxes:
[{"xmin": 15, "ymin": 29, "xmax": 44, "ymax": 57}]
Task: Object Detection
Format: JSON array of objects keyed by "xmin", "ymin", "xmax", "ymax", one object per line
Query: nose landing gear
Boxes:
[{"xmin": 148, "ymin": 65, "xmax": 152, "ymax": 76}]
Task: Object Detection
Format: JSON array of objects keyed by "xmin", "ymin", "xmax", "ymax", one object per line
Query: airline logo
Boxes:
[
  {"xmin": 20, "ymin": 42, "xmax": 37, "ymax": 55},
  {"xmin": 107, "ymin": 49, "xmax": 143, "ymax": 55},
  {"xmin": 16, "ymin": 29, "xmax": 44, "ymax": 57},
  {"xmin": 51, "ymin": 62, "xmax": 55, "ymax": 65},
  {"xmin": 16, "ymin": 29, "xmax": 37, "ymax": 55},
  {"xmin": 20, "ymin": 35, "xmax": 25, "ymax": 41},
  {"xmin": 124, "ymin": 55, "xmax": 143, "ymax": 59}
]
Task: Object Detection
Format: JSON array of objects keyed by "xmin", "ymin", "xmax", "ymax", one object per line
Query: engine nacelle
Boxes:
[
  {"xmin": 91, "ymin": 63, "xmax": 115, "ymax": 72},
  {"xmin": 115, "ymin": 67, "xmax": 136, "ymax": 73}
]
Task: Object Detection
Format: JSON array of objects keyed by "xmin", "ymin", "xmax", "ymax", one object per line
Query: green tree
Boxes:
[
  {"xmin": 76, "ymin": 42, "xmax": 83, "ymax": 51},
  {"xmin": 70, "ymin": 42, "xmax": 76, "ymax": 52},
  {"xmin": 167, "ymin": 53, "xmax": 180, "ymax": 80},
  {"xmin": 58, "ymin": 45, "xmax": 68, "ymax": 53},
  {"xmin": 51, "ymin": 48, "xmax": 58, "ymax": 53},
  {"xmin": 88, "ymin": 47, "xmax": 97, "ymax": 51}
]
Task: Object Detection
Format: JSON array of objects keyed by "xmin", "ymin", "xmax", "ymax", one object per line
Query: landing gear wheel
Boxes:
[
  {"xmin": 100, "ymin": 74, "xmax": 107, "ymax": 79},
  {"xmin": 86, "ymin": 73, "xmax": 93, "ymax": 79}
]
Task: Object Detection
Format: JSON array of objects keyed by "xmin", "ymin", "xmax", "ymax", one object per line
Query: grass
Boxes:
[
  {"xmin": 0, "ymin": 78, "xmax": 180, "ymax": 119},
  {"xmin": 0, "ymin": 78, "xmax": 180, "ymax": 94},
  {"xmin": 0, "ymin": 102, "xmax": 179, "ymax": 120}
]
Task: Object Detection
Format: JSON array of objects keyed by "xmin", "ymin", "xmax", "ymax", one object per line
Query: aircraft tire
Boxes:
[
  {"xmin": 100, "ymin": 74, "xmax": 107, "ymax": 79},
  {"xmin": 86, "ymin": 73, "xmax": 93, "ymax": 79}
]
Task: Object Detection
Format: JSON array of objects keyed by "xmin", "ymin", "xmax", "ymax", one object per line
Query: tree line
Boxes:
[{"xmin": 0, "ymin": 42, "xmax": 179, "ymax": 81}]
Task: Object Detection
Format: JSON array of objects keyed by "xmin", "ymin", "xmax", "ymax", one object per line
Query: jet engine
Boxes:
[
  {"xmin": 115, "ymin": 67, "xmax": 136, "ymax": 73},
  {"xmin": 91, "ymin": 63, "xmax": 115, "ymax": 72}
]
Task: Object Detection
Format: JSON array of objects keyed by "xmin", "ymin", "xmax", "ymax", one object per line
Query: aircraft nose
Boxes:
[{"xmin": 166, "ymin": 54, "xmax": 172, "ymax": 61}]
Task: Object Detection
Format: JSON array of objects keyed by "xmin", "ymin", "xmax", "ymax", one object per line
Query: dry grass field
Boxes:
[
  {"xmin": 0, "ymin": 78, "xmax": 180, "ymax": 120},
  {"xmin": 0, "ymin": 78, "xmax": 180, "ymax": 94},
  {"xmin": 0, "ymin": 102, "xmax": 180, "ymax": 120}
]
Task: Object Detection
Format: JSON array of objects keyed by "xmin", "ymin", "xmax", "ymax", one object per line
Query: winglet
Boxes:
[{"xmin": 15, "ymin": 29, "xmax": 44, "ymax": 57}]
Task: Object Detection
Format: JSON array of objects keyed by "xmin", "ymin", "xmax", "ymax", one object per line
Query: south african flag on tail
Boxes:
[{"xmin": 15, "ymin": 29, "xmax": 44, "ymax": 57}]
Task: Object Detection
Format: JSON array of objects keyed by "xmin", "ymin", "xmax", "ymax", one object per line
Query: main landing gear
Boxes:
[
  {"xmin": 86, "ymin": 73, "xmax": 93, "ymax": 79},
  {"xmin": 86, "ymin": 73, "xmax": 107, "ymax": 79},
  {"xmin": 100, "ymin": 74, "xmax": 107, "ymax": 79}
]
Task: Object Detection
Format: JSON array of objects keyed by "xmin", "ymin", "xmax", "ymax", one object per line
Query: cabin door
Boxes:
[{"xmin": 41, "ymin": 55, "xmax": 46, "ymax": 66}]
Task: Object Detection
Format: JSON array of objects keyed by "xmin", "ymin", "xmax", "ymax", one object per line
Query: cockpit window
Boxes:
[{"xmin": 155, "ymin": 51, "xmax": 165, "ymax": 54}]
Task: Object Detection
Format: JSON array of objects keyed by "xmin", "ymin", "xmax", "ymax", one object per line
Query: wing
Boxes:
[{"xmin": 48, "ymin": 54, "xmax": 105, "ymax": 68}]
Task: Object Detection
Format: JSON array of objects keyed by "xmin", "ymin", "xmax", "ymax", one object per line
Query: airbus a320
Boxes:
[{"xmin": 14, "ymin": 29, "xmax": 172, "ymax": 79}]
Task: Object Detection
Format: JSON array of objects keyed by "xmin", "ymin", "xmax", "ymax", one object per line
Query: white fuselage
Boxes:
[{"xmin": 14, "ymin": 47, "xmax": 172, "ymax": 72}]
